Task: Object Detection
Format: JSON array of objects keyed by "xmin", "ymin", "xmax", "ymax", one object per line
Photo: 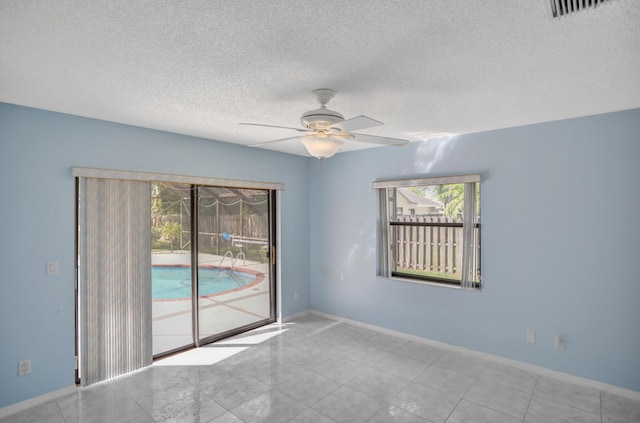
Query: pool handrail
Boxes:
[
  {"xmin": 231, "ymin": 252, "xmax": 246, "ymax": 270},
  {"xmin": 217, "ymin": 251, "xmax": 234, "ymax": 272}
]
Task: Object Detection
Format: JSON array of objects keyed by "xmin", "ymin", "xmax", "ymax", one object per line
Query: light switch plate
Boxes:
[
  {"xmin": 526, "ymin": 330, "xmax": 536, "ymax": 344},
  {"xmin": 47, "ymin": 260, "xmax": 58, "ymax": 275}
]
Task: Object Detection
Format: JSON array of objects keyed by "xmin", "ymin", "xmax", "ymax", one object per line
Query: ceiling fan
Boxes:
[{"xmin": 241, "ymin": 89, "xmax": 409, "ymax": 161}]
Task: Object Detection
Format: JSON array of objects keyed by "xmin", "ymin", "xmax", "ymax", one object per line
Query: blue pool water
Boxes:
[{"xmin": 152, "ymin": 266, "xmax": 256, "ymax": 300}]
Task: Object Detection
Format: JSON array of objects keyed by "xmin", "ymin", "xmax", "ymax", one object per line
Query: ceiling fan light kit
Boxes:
[
  {"xmin": 300, "ymin": 135, "xmax": 343, "ymax": 160},
  {"xmin": 242, "ymin": 88, "xmax": 409, "ymax": 161}
]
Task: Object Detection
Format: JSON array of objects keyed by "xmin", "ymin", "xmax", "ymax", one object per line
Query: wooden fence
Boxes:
[{"xmin": 392, "ymin": 215, "xmax": 464, "ymax": 277}]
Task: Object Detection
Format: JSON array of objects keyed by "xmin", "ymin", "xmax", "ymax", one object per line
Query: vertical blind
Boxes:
[
  {"xmin": 460, "ymin": 182, "xmax": 478, "ymax": 290},
  {"xmin": 78, "ymin": 178, "xmax": 152, "ymax": 385}
]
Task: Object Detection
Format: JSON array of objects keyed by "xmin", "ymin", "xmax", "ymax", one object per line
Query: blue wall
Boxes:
[
  {"xmin": 309, "ymin": 109, "xmax": 640, "ymax": 392},
  {"xmin": 0, "ymin": 103, "xmax": 310, "ymax": 407},
  {"xmin": 1, "ymin": 103, "xmax": 639, "ymax": 409}
]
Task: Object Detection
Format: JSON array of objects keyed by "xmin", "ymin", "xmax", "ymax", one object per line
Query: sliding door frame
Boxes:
[
  {"xmin": 193, "ymin": 187, "xmax": 277, "ymax": 349},
  {"xmin": 191, "ymin": 185, "xmax": 201, "ymax": 348},
  {"xmin": 73, "ymin": 167, "xmax": 282, "ymax": 381},
  {"xmin": 74, "ymin": 178, "xmax": 80, "ymax": 385}
]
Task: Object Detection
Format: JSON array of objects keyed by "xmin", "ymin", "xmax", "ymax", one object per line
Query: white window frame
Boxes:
[{"xmin": 374, "ymin": 174, "xmax": 481, "ymax": 290}]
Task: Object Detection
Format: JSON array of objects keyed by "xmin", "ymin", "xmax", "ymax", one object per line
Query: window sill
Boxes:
[{"xmin": 376, "ymin": 274, "xmax": 481, "ymax": 292}]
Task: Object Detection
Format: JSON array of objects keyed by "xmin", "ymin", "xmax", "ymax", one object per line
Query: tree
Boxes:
[
  {"xmin": 162, "ymin": 222, "xmax": 182, "ymax": 252},
  {"xmin": 437, "ymin": 184, "xmax": 464, "ymax": 217},
  {"xmin": 436, "ymin": 183, "xmax": 480, "ymax": 218},
  {"xmin": 409, "ymin": 185, "xmax": 439, "ymax": 199},
  {"xmin": 152, "ymin": 183, "xmax": 189, "ymax": 227},
  {"xmin": 408, "ymin": 186, "xmax": 426, "ymax": 197}
]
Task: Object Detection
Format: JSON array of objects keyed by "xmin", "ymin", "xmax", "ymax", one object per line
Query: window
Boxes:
[{"xmin": 374, "ymin": 174, "xmax": 481, "ymax": 289}]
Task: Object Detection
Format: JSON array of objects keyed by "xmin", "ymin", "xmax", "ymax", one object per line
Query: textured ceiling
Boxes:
[{"xmin": 1, "ymin": 1, "xmax": 639, "ymax": 156}]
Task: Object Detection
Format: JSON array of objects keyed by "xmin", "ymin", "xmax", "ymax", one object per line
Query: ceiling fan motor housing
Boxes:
[
  {"xmin": 300, "ymin": 88, "xmax": 344, "ymax": 130},
  {"xmin": 300, "ymin": 108, "xmax": 344, "ymax": 130}
]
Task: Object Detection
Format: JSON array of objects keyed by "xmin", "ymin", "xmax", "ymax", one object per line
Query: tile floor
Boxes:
[{"xmin": 2, "ymin": 314, "xmax": 640, "ymax": 423}]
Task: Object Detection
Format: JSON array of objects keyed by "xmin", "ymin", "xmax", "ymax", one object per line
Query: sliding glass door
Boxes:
[
  {"xmin": 197, "ymin": 187, "xmax": 274, "ymax": 343},
  {"xmin": 151, "ymin": 183, "xmax": 276, "ymax": 357},
  {"xmin": 151, "ymin": 183, "xmax": 194, "ymax": 356}
]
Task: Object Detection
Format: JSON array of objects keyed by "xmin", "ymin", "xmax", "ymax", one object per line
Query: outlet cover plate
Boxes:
[{"xmin": 19, "ymin": 359, "xmax": 31, "ymax": 376}]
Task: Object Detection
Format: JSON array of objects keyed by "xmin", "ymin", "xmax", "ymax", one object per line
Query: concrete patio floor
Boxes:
[{"xmin": 151, "ymin": 251, "xmax": 272, "ymax": 355}]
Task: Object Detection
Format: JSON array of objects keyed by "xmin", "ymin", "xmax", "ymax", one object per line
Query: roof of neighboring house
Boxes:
[{"xmin": 397, "ymin": 188, "xmax": 443, "ymax": 208}]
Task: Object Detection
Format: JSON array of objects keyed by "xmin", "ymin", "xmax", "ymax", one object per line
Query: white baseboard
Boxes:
[
  {"xmin": 280, "ymin": 309, "xmax": 310, "ymax": 323},
  {"xmin": 0, "ymin": 385, "xmax": 77, "ymax": 419},
  {"xmin": 310, "ymin": 309, "xmax": 640, "ymax": 402}
]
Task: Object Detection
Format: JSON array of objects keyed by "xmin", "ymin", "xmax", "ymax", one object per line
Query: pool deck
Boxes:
[{"xmin": 151, "ymin": 251, "xmax": 271, "ymax": 355}]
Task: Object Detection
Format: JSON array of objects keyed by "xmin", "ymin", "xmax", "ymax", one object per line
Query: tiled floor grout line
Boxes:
[
  {"xmin": 446, "ymin": 361, "xmax": 485, "ymax": 423},
  {"xmin": 521, "ymin": 376, "xmax": 539, "ymax": 423},
  {"xmin": 53, "ymin": 400, "xmax": 69, "ymax": 423},
  {"xmin": 287, "ymin": 338, "xmax": 402, "ymax": 422},
  {"xmin": 276, "ymin": 353, "xmax": 349, "ymax": 422},
  {"xmin": 599, "ymin": 390, "xmax": 603, "ymax": 423},
  {"xmin": 443, "ymin": 391, "xmax": 467, "ymax": 423}
]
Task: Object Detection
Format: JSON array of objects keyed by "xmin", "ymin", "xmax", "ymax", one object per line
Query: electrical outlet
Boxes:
[
  {"xmin": 19, "ymin": 359, "xmax": 31, "ymax": 376},
  {"xmin": 526, "ymin": 330, "xmax": 536, "ymax": 344},
  {"xmin": 294, "ymin": 291, "xmax": 300, "ymax": 301},
  {"xmin": 555, "ymin": 336, "xmax": 565, "ymax": 351}
]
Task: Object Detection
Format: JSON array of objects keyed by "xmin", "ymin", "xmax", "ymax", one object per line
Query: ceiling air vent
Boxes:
[{"xmin": 545, "ymin": 0, "xmax": 614, "ymax": 18}]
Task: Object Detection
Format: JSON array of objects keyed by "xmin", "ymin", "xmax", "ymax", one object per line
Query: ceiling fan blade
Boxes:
[
  {"xmin": 248, "ymin": 135, "xmax": 302, "ymax": 147},
  {"xmin": 348, "ymin": 132, "xmax": 409, "ymax": 146},
  {"xmin": 239, "ymin": 122, "xmax": 307, "ymax": 133},
  {"xmin": 331, "ymin": 115, "xmax": 383, "ymax": 132}
]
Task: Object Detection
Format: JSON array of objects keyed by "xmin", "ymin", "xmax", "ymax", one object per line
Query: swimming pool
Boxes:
[{"xmin": 152, "ymin": 265, "xmax": 258, "ymax": 300}]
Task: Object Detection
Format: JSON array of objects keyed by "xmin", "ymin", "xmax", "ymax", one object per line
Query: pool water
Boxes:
[{"xmin": 152, "ymin": 266, "xmax": 256, "ymax": 300}]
